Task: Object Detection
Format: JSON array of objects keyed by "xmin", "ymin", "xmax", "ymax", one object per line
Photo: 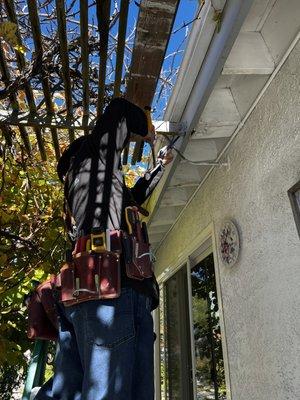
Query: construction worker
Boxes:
[{"xmin": 35, "ymin": 98, "xmax": 173, "ymax": 400}]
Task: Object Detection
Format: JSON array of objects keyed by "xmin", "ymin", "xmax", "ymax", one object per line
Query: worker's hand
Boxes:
[
  {"xmin": 143, "ymin": 124, "xmax": 156, "ymax": 146},
  {"xmin": 157, "ymin": 146, "xmax": 174, "ymax": 166}
]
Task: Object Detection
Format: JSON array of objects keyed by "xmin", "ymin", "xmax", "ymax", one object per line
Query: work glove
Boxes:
[{"xmin": 157, "ymin": 146, "xmax": 174, "ymax": 166}]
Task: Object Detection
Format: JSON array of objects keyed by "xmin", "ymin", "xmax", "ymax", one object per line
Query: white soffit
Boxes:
[
  {"xmin": 223, "ymin": 32, "xmax": 274, "ymax": 75},
  {"xmin": 160, "ymin": 187, "xmax": 190, "ymax": 207},
  {"xmin": 241, "ymin": 0, "xmax": 277, "ymax": 32},
  {"xmin": 261, "ymin": 0, "xmax": 300, "ymax": 63},
  {"xmin": 194, "ymin": 88, "xmax": 240, "ymax": 139},
  {"xmin": 169, "ymin": 163, "xmax": 207, "ymax": 188},
  {"xmin": 151, "ymin": 206, "xmax": 184, "ymax": 227}
]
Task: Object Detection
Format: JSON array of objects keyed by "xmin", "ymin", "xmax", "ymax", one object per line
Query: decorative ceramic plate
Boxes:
[{"xmin": 219, "ymin": 220, "xmax": 240, "ymax": 267}]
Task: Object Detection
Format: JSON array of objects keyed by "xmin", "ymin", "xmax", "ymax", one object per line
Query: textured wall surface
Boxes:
[{"xmin": 155, "ymin": 41, "xmax": 300, "ymax": 399}]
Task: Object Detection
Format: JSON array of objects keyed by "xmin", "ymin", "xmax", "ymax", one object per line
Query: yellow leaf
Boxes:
[
  {"xmin": 0, "ymin": 21, "xmax": 17, "ymax": 46},
  {"xmin": 0, "ymin": 254, "xmax": 8, "ymax": 267},
  {"xmin": 0, "ymin": 22, "xmax": 26, "ymax": 54},
  {"xmin": 14, "ymin": 44, "xmax": 26, "ymax": 54},
  {"xmin": 2, "ymin": 266, "xmax": 14, "ymax": 278}
]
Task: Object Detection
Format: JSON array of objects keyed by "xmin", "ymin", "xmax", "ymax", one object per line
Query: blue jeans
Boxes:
[{"xmin": 36, "ymin": 288, "xmax": 155, "ymax": 400}]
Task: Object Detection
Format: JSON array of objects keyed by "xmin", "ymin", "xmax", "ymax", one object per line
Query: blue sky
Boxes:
[
  {"xmin": 33, "ymin": 0, "xmax": 199, "ymax": 118},
  {"xmin": 107, "ymin": 0, "xmax": 199, "ymax": 118}
]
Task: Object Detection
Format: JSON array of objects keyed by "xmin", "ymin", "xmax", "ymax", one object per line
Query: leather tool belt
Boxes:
[
  {"xmin": 26, "ymin": 224, "xmax": 154, "ymax": 339},
  {"xmin": 123, "ymin": 206, "xmax": 154, "ymax": 280},
  {"xmin": 122, "ymin": 231, "xmax": 153, "ymax": 280},
  {"xmin": 26, "ymin": 277, "xmax": 59, "ymax": 341},
  {"xmin": 59, "ymin": 230, "xmax": 122, "ymax": 307},
  {"xmin": 59, "ymin": 227, "xmax": 154, "ymax": 306}
]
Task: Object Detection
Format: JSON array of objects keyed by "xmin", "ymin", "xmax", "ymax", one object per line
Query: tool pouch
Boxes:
[
  {"xmin": 27, "ymin": 279, "xmax": 58, "ymax": 341},
  {"xmin": 60, "ymin": 252, "xmax": 121, "ymax": 307},
  {"xmin": 123, "ymin": 234, "xmax": 153, "ymax": 280}
]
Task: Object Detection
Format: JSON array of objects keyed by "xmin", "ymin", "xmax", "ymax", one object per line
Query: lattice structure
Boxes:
[{"xmin": 0, "ymin": 0, "xmax": 179, "ymax": 163}]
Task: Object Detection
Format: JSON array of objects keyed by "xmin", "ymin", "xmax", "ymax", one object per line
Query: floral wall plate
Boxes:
[{"xmin": 219, "ymin": 220, "xmax": 240, "ymax": 267}]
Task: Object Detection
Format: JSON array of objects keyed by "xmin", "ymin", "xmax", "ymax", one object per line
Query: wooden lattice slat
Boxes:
[
  {"xmin": 0, "ymin": 0, "xmax": 179, "ymax": 165},
  {"xmin": 80, "ymin": 0, "xmax": 90, "ymax": 124},
  {"xmin": 27, "ymin": 0, "xmax": 61, "ymax": 161},
  {"xmin": 55, "ymin": 0, "xmax": 74, "ymax": 143},
  {"xmin": 0, "ymin": 125, "xmax": 12, "ymax": 147},
  {"xmin": 96, "ymin": 0, "xmax": 111, "ymax": 117},
  {"xmin": 4, "ymin": 0, "xmax": 46, "ymax": 161},
  {"xmin": 0, "ymin": 41, "xmax": 31, "ymax": 155},
  {"xmin": 113, "ymin": 0, "xmax": 130, "ymax": 97}
]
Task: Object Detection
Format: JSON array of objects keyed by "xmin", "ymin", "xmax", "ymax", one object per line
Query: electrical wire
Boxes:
[{"xmin": 161, "ymin": 132, "xmax": 228, "ymax": 166}]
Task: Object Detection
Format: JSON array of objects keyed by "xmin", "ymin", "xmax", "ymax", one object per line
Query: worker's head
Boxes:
[{"xmin": 91, "ymin": 97, "xmax": 149, "ymax": 150}]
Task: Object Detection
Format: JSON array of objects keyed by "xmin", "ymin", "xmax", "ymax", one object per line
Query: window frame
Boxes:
[{"xmin": 155, "ymin": 222, "xmax": 232, "ymax": 400}]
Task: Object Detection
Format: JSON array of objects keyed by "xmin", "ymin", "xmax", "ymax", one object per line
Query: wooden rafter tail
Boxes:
[
  {"xmin": 0, "ymin": 125, "xmax": 12, "ymax": 147},
  {"xmin": 126, "ymin": 0, "xmax": 180, "ymax": 165},
  {"xmin": 4, "ymin": 0, "xmax": 46, "ymax": 161},
  {"xmin": 122, "ymin": 143, "xmax": 130, "ymax": 165},
  {"xmin": 80, "ymin": 0, "xmax": 90, "ymax": 129},
  {"xmin": 96, "ymin": 0, "xmax": 111, "ymax": 117},
  {"xmin": 27, "ymin": 0, "xmax": 60, "ymax": 160},
  {"xmin": 68, "ymin": 128, "xmax": 75, "ymax": 143},
  {"xmin": 137, "ymin": 142, "xmax": 144, "ymax": 163},
  {"xmin": 18, "ymin": 126, "xmax": 32, "ymax": 155},
  {"xmin": 32, "ymin": 127, "xmax": 46, "ymax": 161},
  {"xmin": 131, "ymin": 140, "xmax": 144, "ymax": 164},
  {"xmin": 50, "ymin": 127, "xmax": 60, "ymax": 161},
  {"xmin": 113, "ymin": 0, "xmax": 130, "ymax": 98},
  {"xmin": 55, "ymin": 0, "xmax": 73, "ymax": 146}
]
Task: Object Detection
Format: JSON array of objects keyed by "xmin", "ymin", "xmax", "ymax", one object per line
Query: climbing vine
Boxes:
[{"xmin": 0, "ymin": 130, "xmax": 66, "ymax": 395}]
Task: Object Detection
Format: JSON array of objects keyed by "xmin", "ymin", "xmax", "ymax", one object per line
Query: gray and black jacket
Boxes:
[{"xmin": 57, "ymin": 98, "xmax": 163, "ymax": 308}]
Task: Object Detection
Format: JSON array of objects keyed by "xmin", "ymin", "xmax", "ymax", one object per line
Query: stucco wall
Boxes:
[{"xmin": 155, "ymin": 41, "xmax": 300, "ymax": 399}]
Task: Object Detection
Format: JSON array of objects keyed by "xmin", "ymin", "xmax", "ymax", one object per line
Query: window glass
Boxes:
[
  {"xmin": 163, "ymin": 267, "xmax": 193, "ymax": 400},
  {"xmin": 191, "ymin": 253, "xmax": 226, "ymax": 400}
]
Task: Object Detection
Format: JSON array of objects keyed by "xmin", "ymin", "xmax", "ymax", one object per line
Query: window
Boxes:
[
  {"xmin": 159, "ymin": 250, "xmax": 228, "ymax": 400},
  {"xmin": 191, "ymin": 253, "xmax": 227, "ymax": 399},
  {"xmin": 162, "ymin": 267, "xmax": 193, "ymax": 400}
]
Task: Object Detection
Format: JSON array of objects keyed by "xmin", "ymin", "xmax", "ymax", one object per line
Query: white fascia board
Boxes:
[{"xmin": 164, "ymin": 0, "xmax": 226, "ymax": 122}]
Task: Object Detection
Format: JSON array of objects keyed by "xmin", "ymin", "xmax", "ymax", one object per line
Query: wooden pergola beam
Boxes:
[
  {"xmin": 0, "ymin": 110, "xmax": 183, "ymax": 136},
  {"xmin": 4, "ymin": 0, "xmax": 46, "ymax": 161},
  {"xmin": 27, "ymin": 0, "xmax": 60, "ymax": 161},
  {"xmin": 113, "ymin": 0, "xmax": 130, "ymax": 97},
  {"xmin": 80, "ymin": 0, "xmax": 90, "ymax": 121},
  {"xmin": 126, "ymin": 0, "xmax": 179, "ymax": 164},
  {"xmin": 96, "ymin": 0, "xmax": 111, "ymax": 116}
]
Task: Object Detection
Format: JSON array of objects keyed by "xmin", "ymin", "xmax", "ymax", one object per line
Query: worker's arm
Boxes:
[
  {"xmin": 57, "ymin": 136, "xmax": 86, "ymax": 183},
  {"xmin": 130, "ymin": 148, "xmax": 173, "ymax": 205}
]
